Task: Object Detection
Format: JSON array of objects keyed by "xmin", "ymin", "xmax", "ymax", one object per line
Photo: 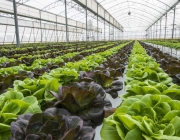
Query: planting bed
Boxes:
[
  {"xmin": 0, "ymin": 41, "xmax": 133, "ymax": 139},
  {"xmin": 2, "ymin": 40, "xmax": 180, "ymax": 140},
  {"xmin": 101, "ymin": 41, "xmax": 180, "ymax": 140}
]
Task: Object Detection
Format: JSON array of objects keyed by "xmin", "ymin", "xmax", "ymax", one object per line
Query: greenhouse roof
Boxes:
[
  {"xmin": 1, "ymin": 0, "xmax": 180, "ymax": 31},
  {"xmin": 12, "ymin": 0, "xmax": 179, "ymax": 32},
  {"xmin": 96, "ymin": 0, "xmax": 179, "ymax": 31}
]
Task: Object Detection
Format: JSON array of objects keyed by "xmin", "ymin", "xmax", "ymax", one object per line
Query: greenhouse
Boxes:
[{"xmin": 0, "ymin": 0, "xmax": 180, "ymax": 140}]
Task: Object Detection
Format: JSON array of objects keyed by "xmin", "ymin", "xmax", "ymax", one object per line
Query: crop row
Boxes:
[
  {"xmin": 0, "ymin": 42, "xmax": 114, "ymax": 64},
  {"xmin": 0, "ymin": 41, "xmax": 113, "ymax": 50},
  {"xmin": 140, "ymin": 42, "xmax": 180, "ymax": 94},
  {"xmin": 145, "ymin": 40, "xmax": 180, "ymax": 50},
  {"xmin": 0, "ymin": 42, "xmax": 116, "ymax": 69},
  {"xmin": 0, "ymin": 41, "xmax": 132, "ymax": 139},
  {"xmin": 0, "ymin": 42, "xmax": 126, "ymax": 94},
  {"xmin": 101, "ymin": 41, "xmax": 180, "ymax": 140},
  {"xmin": 0, "ymin": 41, "xmax": 115, "ymax": 57}
]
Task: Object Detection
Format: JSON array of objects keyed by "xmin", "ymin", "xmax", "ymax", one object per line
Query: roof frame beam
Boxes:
[
  {"xmin": 146, "ymin": 0, "xmax": 180, "ymax": 30},
  {"xmin": 99, "ymin": 0, "xmax": 171, "ymax": 8},
  {"xmin": 16, "ymin": 0, "xmax": 30, "ymax": 6},
  {"xmin": 120, "ymin": 19, "xmax": 151, "ymax": 27},
  {"xmin": 110, "ymin": 7, "xmax": 159, "ymax": 19},
  {"xmin": 110, "ymin": 8, "xmax": 160, "ymax": 27},
  {"xmin": 106, "ymin": 1, "xmax": 164, "ymax": 14},
  {"xmin": 114, "ymin": 13, "xmax": 155, "ymax": 23},
  {"xmin": 119, "ymin": 17, "xmax": 152, "ymax": 25}
]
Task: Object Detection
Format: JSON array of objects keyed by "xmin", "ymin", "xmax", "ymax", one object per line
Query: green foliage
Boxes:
[
  {"xmin": 0, "ymin": 41, "xmax": 131, "ymax": 139},
  {"xmin": 124, "ymin": 80, "xmax": 168, "ymax": 98},
  {"xmin": 126, "ymin": 41, "xmax": 173, "ymax": 86},
  {"xmin": 146, "ymin": 40, "xmax": 180, "ymax": 50},
  {"xmin": 101, "ymin": 41, "xmax": 180, "ymax": 140},
  {"xmin": 0, "ymin": 90, "xmax": 41, "ymax": 139},
  {"xmin": 13, "ymin": 78, "xmax": 60, "ymax": 102},
  {"xmin": 48, "ymin": 68, "xmax": 79, "ymax": 85},
  {"xmin": 101, "ymin": 94, "xmax": 180, "ymax": 140}
]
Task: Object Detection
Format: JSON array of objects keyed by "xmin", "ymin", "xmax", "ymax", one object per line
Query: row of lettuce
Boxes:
[
  {"xmin": 0, "ymin": 42, "xmax": 113, "ymax": 63},
  {"xmin": 145, "ymin": 40, "xmax": 180, "ymax": 50},
  {"xmin": 0, "ymin": 41, "xmax": 93, "ymax": 51},
  {"xmin": 0, "ymin": 41, "xmax": 130, "ymax": 139},
  {"xmin": 0, "ymin": 41, "xmax": 117, "ymax": 57},
  {"xmin": 0, "ymin": 41, "xmax": 117, "ymax": 49},
  {"xmin": 140, "ymin": 41, "xmax": 180, "ymax": 86},
  {"xmin": 0, "ymin": 42, "xmax": 123, "ymax": 94},
  {"xmin": 0, "ymin": 42, "xmax": 118, "ymax": 70},
  {"xmin": 100, "ymin": 41, "xmax": 180, "ymax": 140}
]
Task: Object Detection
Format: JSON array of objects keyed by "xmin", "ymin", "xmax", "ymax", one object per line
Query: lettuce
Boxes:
[
  {"xmin": 101, "ymin": 94, "xmax": 180, "ymax": 140},
  {"xmin": 0, "ymin": 90, "xmax": 41, "ymax": 139},
  {"xmin": 10, "ymin": 108, "xmax": 95, "ymax": 140},
  {"xmin": 101, "ymin": 41, "xmax": 180, "ymax": 140},
  {"xmin": 14, "ymin": 78, "xmax": 60, "ymax": 102},
  {"xmin": 50, "ymin": 81, "xmax": 108, "ymax": 127},
  {"xmin": 123, "ymin": 80, "xmax": 168, "ymax": 98}
]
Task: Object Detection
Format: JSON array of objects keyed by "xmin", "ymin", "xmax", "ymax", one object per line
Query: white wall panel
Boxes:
[
  {"xmin": 105, "ymin": 12, "xmax": 110, "ymax": 21},
  {"xmin": 91, "ymin": 0, "xmax": 97, "ymax": 13},
  {"xmin": 98, "ymin": 6, "xmax": 104, "ymax": 18},
  {"xmin": 0, "ymin": 0, "xmax": 102, "ymax": 31}
]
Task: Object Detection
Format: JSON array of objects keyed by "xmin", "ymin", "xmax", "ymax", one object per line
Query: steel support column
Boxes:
[
  {"xmin": 109, "ymin": 17, "xmax": 110, "ymax": 40},
  {"xmin": 146, "ymin": 30, "xmax": 148, "ymax": 39},
  {"xmin": 86, "ymin": 0, "xmax": 87, "ymax": 41},
  {"xmin": 156, "ymin": 22, "xmax": 158, "ymax": 39},
  {"xmin": 97, "ymin": 4, "xmax": 98, "ymax": 41},
  {"xmin": 13, "ymin": 0, "xmax": 20, "ymax": 47},
  {"xmin": 159, "ymin": 19, "xmax": 162, "ymax": 39},
  {"xmin": 21, "ymin": 27, "xmax": 25, "ymax": 43},
  {"xmin": 148, "ymin": 29, "xmax": 150, "ymax": 39},
  {"xmin": 46, "ymin": 29, "xmax": 50, "ymax": 42},
  {"xmin": 104, "ymin": 11, "xmax": 105, "ymax": 40},
  {"xmin": 35, "ymin": 28, "xmax": 39, "ymax": 43},
  {"xmin": 76, "ymin": 23, "xmax": 77, "ymax": 42},
  {"xmin": 172, "ymin": 6, "xmax": 176, "ymax": 39},
  {"xmin": 151, "ymin": 27, "xmax": 152, "ymax": 39},
  {"xmin": 39, "ymin": 11, "xmax": 42, "ymax": 42},
  {"xmin": 56, "ymin": 15, "xmax": 58, "ymax": 42},
  {"xmin": 13, "ymin": 33, "xmax": 15, "ymax": 44},
  {"xmin": 113, "ymin": 25, "xmax": 114, "ymax": 41},
  {"xmin": 153, "ymin": 24, "xmax": 155, "ymax": 39},
  {"xmin": 50, "ymin": 30, "xmax": 54, "ymax": 42},
  {"xmin": 33, "ymin": 22, "xmax": 35, "ymax": 43},
  {"xmin": 3, "ymin": 25, "xmax": 7, "ymax": 45},
  {"xmin": 28, "ymin": 28, "xmax": 33, "ymax": 43},
  {"xmin": 153, "ymin": 25, "xmax": 154, "ymax": 39},
  {"xmin": 65, "ymin": 0, "xmax": 69, "ymax": 44},
  {"xmin": 170, "ymin": 7, "xmax": 176, "ymax": 55},
  {"xmin": 152, "ymin": 24, "xmax": 154, "ymax": 39},
  {"xmin": 114, "ymin": 27, "xmax": 115, "ymax": 40},
  {"xmin": 114, "ymin": 27, "xmax": 116, "ymax": 40},
  {"xmin": 164, "ymin": 13, "xmax": 167, "ymax": 40}
]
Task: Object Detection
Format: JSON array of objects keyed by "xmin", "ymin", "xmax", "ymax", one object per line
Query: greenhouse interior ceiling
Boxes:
[{"xmin": 0, "ymin": 0, "xmax": 179, "ymax": 45}]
